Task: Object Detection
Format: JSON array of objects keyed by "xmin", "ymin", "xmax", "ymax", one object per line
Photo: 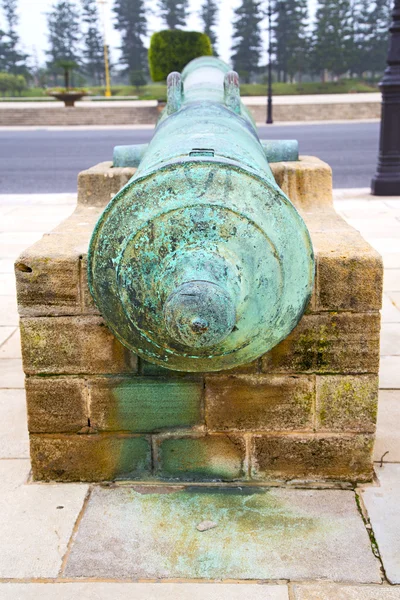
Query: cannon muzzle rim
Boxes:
[{"xmin": 163, "ymin": 280, "xmax": 236, "ymax": 350}]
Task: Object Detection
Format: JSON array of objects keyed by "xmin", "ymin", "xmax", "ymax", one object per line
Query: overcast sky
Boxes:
[{"xmin": 2, "ymin": 0, "xmax": 318, "ymax": 68}]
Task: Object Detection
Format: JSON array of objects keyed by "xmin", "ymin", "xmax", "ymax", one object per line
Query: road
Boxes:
[{"xmin": 0, "ymin": 122, "xmax": 379, "ymax": 193}]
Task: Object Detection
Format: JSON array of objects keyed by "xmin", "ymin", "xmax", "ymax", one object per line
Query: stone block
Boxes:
[
  {"xmin": 26, "ymin": 377, "xmax": 88, "ymax": 433},
  {"xmin": 88, "ymin": 376, "xmax": 203, "ymax": 432},
  {"xmin": 251, "ymin": 434, "xmax": 374, "ymax": 481},
  {"xmin": 15, "ymin": 241, "xmax": 81, "ymax": 317},
  {"xmin": 310, "ymin": 228, "xmax": 383, "ymax": 312},
  {"xmin": 205, "ymin": 374, "xmax": 315, "ymax": 431},
  {"xmin": 271, "ymin": 156, "xmax": 333, "ymax": 210},
  {"xmin": 78, "ymin": 161, "xmax": 135, "ymax": 207},
  {"xmin": 20, "ymin": 316, "xmax": 137, "ymax": 375},
  {"xmin": 15, "ymin": 206, "xmax": 101, "ymax": 317},
  {"xmin": 80, "ymin": 254, "xmax": 100, "ymax": 315},
  {"xmin": 316, "ymin": 375, "xmax": 378, "ymax": 433},
  {"xmin": 30, "ymin": 433, "xmax": 151, "ymax": 482},
  {"xmin": 261, "ymin": 312, "xmax": 380, "ymax": 374},
  {"xmin": 157, "ymin": 434, "xmax": 246, "ymax": 481}
]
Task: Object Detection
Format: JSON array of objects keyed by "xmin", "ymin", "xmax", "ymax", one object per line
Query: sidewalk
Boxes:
[
  {"xmin": 0, "ymin": 189, "xmax": 399, "ymax": 598},
  {"xmin": 0, "ymin": 93, "xmax": 381, "ymax": 127}
]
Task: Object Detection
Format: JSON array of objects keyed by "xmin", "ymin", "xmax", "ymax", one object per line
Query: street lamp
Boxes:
[
  {"xmin": 97, "ymin": 0, "xmax": 112, "ymax": 98},
  {"xmin": 371, "ymin": 0, "xmax": 400, "ymax": 195},
  {"xmin": 266, "ymin": 0, "xmax": 273, "ymax": 124}
]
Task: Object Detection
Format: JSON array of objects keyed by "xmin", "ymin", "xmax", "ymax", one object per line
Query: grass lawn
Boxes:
[{"xmin": 0, "ymin": 79, "xmax": 378, "ymax": 101}]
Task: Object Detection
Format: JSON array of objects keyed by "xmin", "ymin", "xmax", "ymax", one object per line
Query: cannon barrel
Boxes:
[
  {"xmin": 88, "ymin": 57, "xmax": 314, "ymax": 372},
  {"xmin": 113, "ymin": 139, "xmax": 300, "ymax": 167}
]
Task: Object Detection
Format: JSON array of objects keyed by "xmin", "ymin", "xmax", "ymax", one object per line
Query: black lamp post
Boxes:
[
  {"xmin": 371, "ymin": 0, "xmax": 400, "ymax": 195},
  {"xmin": 266, "ymin": 0, "xmax": 273, "ymax": 124}
]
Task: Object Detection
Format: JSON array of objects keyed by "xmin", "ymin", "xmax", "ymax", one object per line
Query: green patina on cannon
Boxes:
[{"xmin": 88, "ymin": 57, "xmax": 315, "ymax": 372}]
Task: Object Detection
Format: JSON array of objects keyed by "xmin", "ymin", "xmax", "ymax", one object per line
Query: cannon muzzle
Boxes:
[{"xmin": 88, "ymin": 57, "xmax": 314, "ymax": 372}]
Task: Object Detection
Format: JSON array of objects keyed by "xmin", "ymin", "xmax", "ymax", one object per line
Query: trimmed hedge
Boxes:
[{"xmin": 148, "ymin": 30, "xmax": 212, "ymax": 82}]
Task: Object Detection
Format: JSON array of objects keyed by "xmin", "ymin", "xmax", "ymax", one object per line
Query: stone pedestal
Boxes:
[{"xmin": 16, "ymin": 156, "xmax": 382, "ymax": 483}]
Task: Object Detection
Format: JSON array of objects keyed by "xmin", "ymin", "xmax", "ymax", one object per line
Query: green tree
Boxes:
[
  {"xmin": 231, "ymin": 0, "xmax": 262, "ymax": 83},
  {"xmin": 46, "ymin": 0, "xmax": 81, "ymax": 80},
  {"xmin": 81, "ymin": 0, "xmax": 104, "ymax": 84},
  {"xmin": 113, "ymin": 0, "xmax": 147, "ymax": 73},
  {"xmin": 0, "ymin": 71, "xmax": 26, "ymax": 95},
  {"xmin": 130, "ymin": 69, "xmax": 146, "ymax": 92},
  {"xmin": 55, "ymin": 58, "xmax": 78, "ymax": 89},
  {"xmin": 0, "ymin": 0, "xmax": 28, "ymax": 74},
  {"xmin": 149, "ymin": 30, "xmax": 212, "ymax": 81},
  {"xmin": 362, "ymin": 0, "xmax": 392, "ymax": 77},
  {"xmin": 158, "ymin": 0, "xmax": 189, "ymax": 29},
  {"xmin": 0, "ymin": 30, "xmax": 7, "ymax": 71},
  {"xmin": 274, "ymin": 0, "xmax": 309, "ymax": 83},
  {"xmin": 200, "ymin": 0, "xmax": 218, "ymax": 52},
  {"xmin": 312, "ymin": 0, "xmax": 354, "ymax": 80}
]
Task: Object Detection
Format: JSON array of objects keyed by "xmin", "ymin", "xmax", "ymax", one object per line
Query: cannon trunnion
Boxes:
[{"xmin": 88, "ymin": 57, "xmax": 314, "ymax": 372}]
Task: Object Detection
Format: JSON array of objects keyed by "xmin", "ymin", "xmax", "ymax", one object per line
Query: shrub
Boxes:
[
  {"xmin": 148, "ymin": 30, "xmax": 212, "ymax": 82},
  {"xmin": 0, "ymin": 72, "xmax": 27, "ymax": 96}
]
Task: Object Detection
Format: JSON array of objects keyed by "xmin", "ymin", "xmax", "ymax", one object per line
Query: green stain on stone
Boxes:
[
  {"xmin": 116, "ymin": 436, "xmax": 151, "ymax": 479},
  {"xmin": 110, "ymin": 378, "xmax": 203, "ymax": 432},
  {"xmin": 158, "ymin": 436, "xmax": 245, "ymax": 481}
]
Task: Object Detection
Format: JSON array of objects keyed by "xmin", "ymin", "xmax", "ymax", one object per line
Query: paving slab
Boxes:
[
  {"xmin": 382, "ymin": 295, "xmax": 400, "ymax": 324},
  {"xmin": 384, "ymin": 200, "xmax": 400, "ymax": 209},
  {"xmin": 374, "ymin": 390, "xmax": 400, "ymax": 463},
  {"xmin": 384, "ymin": 270, "xmax": 400, "ymax": 293},
  {"xmin": 0, "ymin": 242, "xmax": 35, "ymax": 259},
  {"xmin": 0, "ymin": 326, "xmax": 15, "ymax": 345},
  {"xmin": 0, "ymin": 193, "xmax": 77, "ymax": 206},
  {"xmin": 389, "ymin": 292, "xmax": 400, "ymax": 310},
  {"xmin": 380, "ymin": 324, "xmax": 400, "ymax": 356},
  {"xmin": 0, "ymin": 258, "xmax": 14, "ymax": 273},
  {"xmin": 0, "ymin": 389, "xmax": 29, "ymax": 458},
  {"xmin": 0, "ymin": 459, "xmax": 88, "ymax": 578},
  {"xmin": 0, "ymin": 231, "xmax": 47, "ymax": 245},
  {"xmin": 0, "ymin": 274, "xmax": 16, "ymax": 296},
  {"xmin": 346, "ymin": 219, "xmax": 400, "ymax": 237},
  {"xmin": 64, "ymin": 486, "xmax": 380, "ymax": 582},
  {"xmin": 0, "ymin": 583, "xmax": 289, "ymax": 600},
  {"xmin": 0, "ymin": 296, "xmax": 19, "ymax": 326},
  {"xmin": 1, "ymin": 206, "xmax": 74, "ymax": 232},
  {"xmin": 383, "ymin": 254, "xmax": 400, "ymax": 269},
  {"xmin": 0, "ymin": 358, "xmax": 24, "ymax": 387},
  {"xmin": 361, "ymin": 464, "xmax": 400, "ymax": 584},
  {"xmin": 369, "ymin": 238, "xmax": 400, "ymax": 255},
  {"xmin": 0, "ymin": 328, "xmax": 21, "ymax": 358},
  {"xmin": 380, "ymin": 357, "xmax": 400, "ymax": 389},
  {"xmin": 293, "ymin": 583, "xmax": 400, "ymax": 599}
]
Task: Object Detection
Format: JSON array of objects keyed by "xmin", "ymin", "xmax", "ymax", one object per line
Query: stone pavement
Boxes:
[{"xmin": 0, "ymin": 189, "xmax": 400, "ymax": 598}]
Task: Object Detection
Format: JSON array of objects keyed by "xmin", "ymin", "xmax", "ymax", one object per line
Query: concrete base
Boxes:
[{"xmin": 15, "ymin": 157, "xmax": 383, "ymax": 483}]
